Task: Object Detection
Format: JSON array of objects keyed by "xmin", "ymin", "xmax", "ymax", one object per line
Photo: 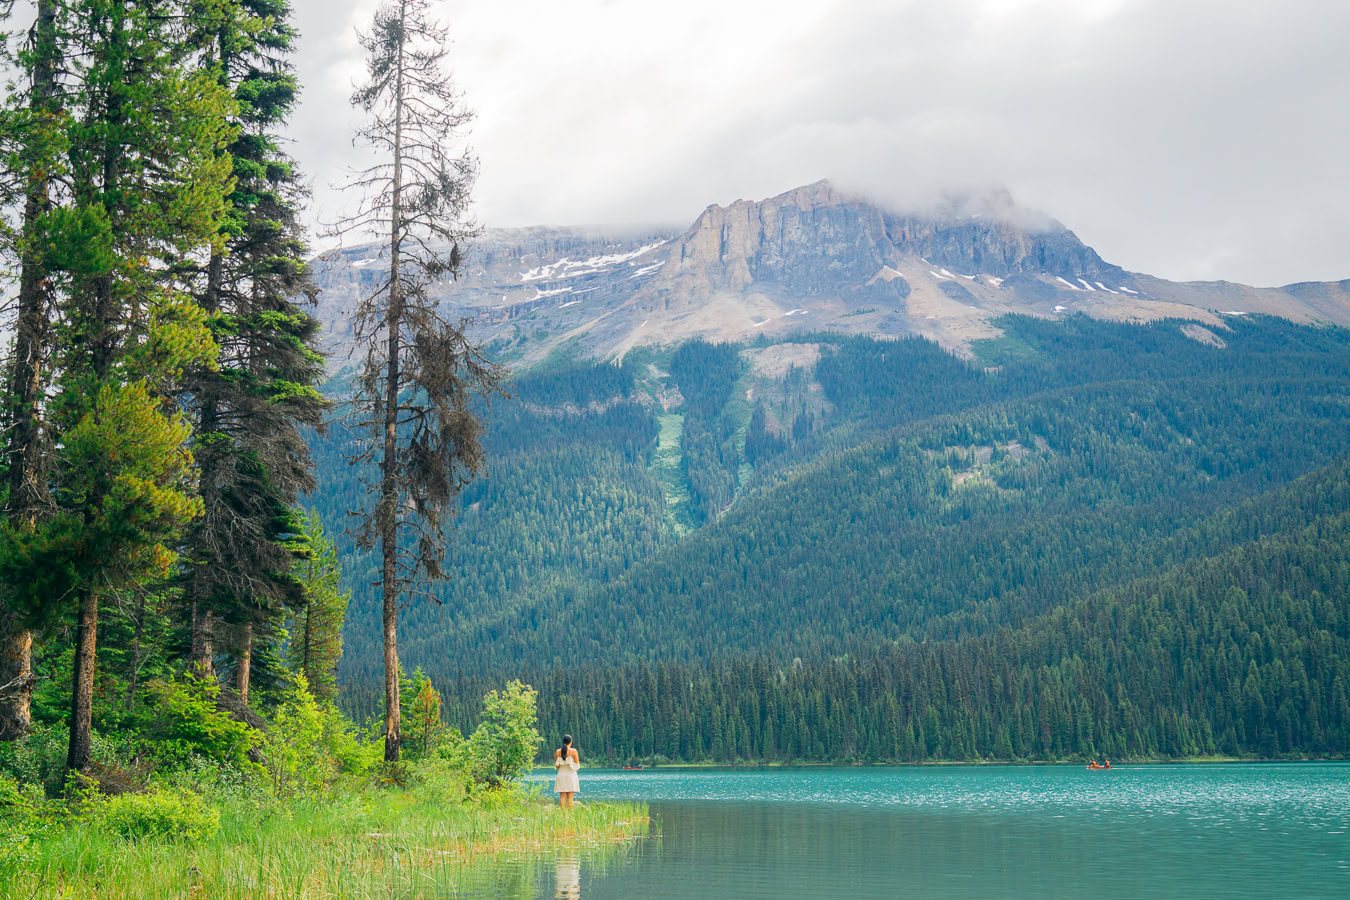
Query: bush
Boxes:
[
  {"xmin": 410, "ymin": 756, "xmax": 467, "ymax": 803},
  {"xmin": 454, "ymin": 681, "xmax": 542, "ymax": 791},
  {"xmin": 153, "ymin": 756, "xmax": 271, "ymax": 808},
  {"xmin": 0, "ymin": 773, "xmax": 50, "ymax": 875},
  {"xmin": 320, "ymin": 703, "xmax": 380, "ymax": 776},
  {"xmin": 0, "ymin": 725, "xmax": 68, "ymax": 796},
  {"xmin": 137, "ymin": 677, "xmax": 262, "ymax": 773},
  {"xmin": 100, "ymin": 788, "xmax": 220, "ymax": 844},
  {"xmin": 261, "ymin": 675, "xmax": 334, "ymax": 797},
  {"xmin": 0, "ymin": 726, "xmax": 148, "ymax": 797}
]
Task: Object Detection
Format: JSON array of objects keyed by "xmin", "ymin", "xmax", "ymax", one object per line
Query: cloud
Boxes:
[{"xmin": 289, "ymin": 0, "xmax": 1350, "ymax": 286}]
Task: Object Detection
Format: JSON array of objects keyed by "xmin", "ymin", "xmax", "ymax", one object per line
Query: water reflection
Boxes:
[
  {"xmin": 439, "ymin": 766, "xmax": 1350, "ymax": 898},
  {"xmin": 521, "ymin": 764, "xmax": 1350, "ymax": 900},
  {"xmin": 553, "ymin": 856, "xmax": 580, "ymax": 899}
]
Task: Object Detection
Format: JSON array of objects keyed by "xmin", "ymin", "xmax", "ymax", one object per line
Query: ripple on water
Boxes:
[{"xmin": 516, "ymin": 764, "xmax": 1350, "ymax": 899}]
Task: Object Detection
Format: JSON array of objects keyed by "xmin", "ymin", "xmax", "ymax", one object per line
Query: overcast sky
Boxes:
[{"xmin": 289, "ymin": 0, "xmax": 1349, "ymax": 287}]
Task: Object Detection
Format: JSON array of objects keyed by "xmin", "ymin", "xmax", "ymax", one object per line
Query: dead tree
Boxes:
[{"xmin": 330, "ymin": 0, "xmax": 502, "ymax": 762}]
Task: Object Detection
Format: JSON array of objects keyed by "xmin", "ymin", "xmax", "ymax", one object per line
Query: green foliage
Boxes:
[
  {"xmin": 285, "ymin": 511, "xmax": 349, "ymax": 702},
  {"xmin": 669, "ymin": 340, "xmax": 745, "ymax": 521},
  {"xmin": 404, "ymin": 669, "xmax": 442, "ymax": 758},
  {"xmin": 260, "ymin": 675, "xmax": 333, "ymax": 797},
  {"xmin": 0, "ymin": 773, "xmax": 48, "ymax": 876},
  {"xmin": 454, "ymin": 681, "xmax": 541, "ymax": 789},
  {"xmin": 99, "ymin": 788, "xmax": 219, "ymax": 844},
  {"xmin": 181, "ymin": 0, "xmax": 327, "ymax": 692},
  {"xmin": 0, "ymin": 726, "xmax": 144, "ymax": 798},
  {"xmin": 319, "ymin": 704, "xmax": 381, "ymax": 776},
  {"xmin": 136, "ymin": 678, "xmax": 261, "ymax": 773}
]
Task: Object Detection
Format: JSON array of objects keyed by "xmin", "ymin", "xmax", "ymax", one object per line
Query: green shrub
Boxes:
[
  {"xmin": 454, "ymin": 680, "xmax": 542, "ymax": 790},
  {"xmin": 0, "ymin": 772, "xmax": 51, "ymax": 874},
  {"xmin": 100, "ymin": 788, "xmax": 220, "ymax": 844},
  {"xmin": 0, "ymin": 725, "xmax": 67, "ymax": 795},
  {"xmin": 410, "ymin": 755, "xmax": 467, "ymax": 803},
  {"xmin": 0, "ymin": 726, "xmax": 147, "ymax": 797},
  {"xmin": 262, "ymin": 674, "xmax": 338, "ymax": 797},
  {"xmin": 137, "ymin": 677, "xmax": 262, "ymax": 773},
  {"xmin": 320, "ymin": 703, "xmax": 380, "ymax": 776},
  {"xmin": 154, "ymin": 756, "xmax": 271, "ymax": 808}
]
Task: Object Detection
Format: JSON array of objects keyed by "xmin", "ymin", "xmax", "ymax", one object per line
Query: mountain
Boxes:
[
  {"xmin": 304, "ymin": 183, "xmax": 1350, "ymax": 764},
  {"xmin": 309, "ymin": 180, "xmax": 1350, "ymax": 365}
]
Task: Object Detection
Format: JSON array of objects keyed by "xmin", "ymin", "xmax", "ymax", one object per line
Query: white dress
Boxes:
[{"xmin": 555, "ymin": 752, "xmax": 580, "ymax": 793}]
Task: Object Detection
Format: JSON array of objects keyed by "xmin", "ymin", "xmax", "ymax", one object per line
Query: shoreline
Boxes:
[{"xmin": 534, "ymin": 756, "xmax": 1346, "ymax": 772}]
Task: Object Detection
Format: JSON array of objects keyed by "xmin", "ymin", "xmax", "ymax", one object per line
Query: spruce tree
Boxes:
[
  {"xmin": 285, "ymin": 511, "xmax": 349, "ymax": 703},
  {"xmin": 179, "ymin": 0, "xmax": 326, "ymax": 697},
  {"xmin": 332, "ymin": 0, "xmax": 502, "ymax": 761}
]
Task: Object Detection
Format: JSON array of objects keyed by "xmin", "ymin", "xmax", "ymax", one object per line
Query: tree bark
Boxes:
[
  {"xmin": 67, "ymin": 588, "xmax": 98, "ymax": 773},
  {"xmin": 380, "ymin": 0, "xmax": 408, "ymax": 764},
  {"xmin": 235, "ymin": 623, "xmax": 252, "ymax": 706},
  {"xmin": 0, "ymin": 625, "xmax": 33, "ymax": 742},
  {"xmin": 188, "ymin": 238, "xmax": 223, "ymax": 681},
  {"xmin": 0, "ymin": 0, "xmax": 59, "ymax": 742},
  {"xmin": 190, "ymin": 596, "xmax": 216, "ymax": 680}
]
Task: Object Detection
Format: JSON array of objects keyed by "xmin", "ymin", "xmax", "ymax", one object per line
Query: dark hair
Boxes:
[{"xmin": 562, "ymin": 734, "xmax": 572, "ymax": 747}]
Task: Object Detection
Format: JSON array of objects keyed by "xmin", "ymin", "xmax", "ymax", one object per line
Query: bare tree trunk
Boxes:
[
  {"xmin": 380, "ymin": 0, "xmax": 408, "ymax": 764},
  {"xmin": 188, "ymin": 243, "xmax": 224, "ymax": 681},
  {"xmin": 125, "ymin": 593, "xmax": 144, "ymax": 712},
  {"xmin": 0, "ymin": 626, "xmax": 33, "ymax": 742},
  {"xmin": 190, "ymin": 591, "xmax": 216, "ymax": 680},
  {"xmin": 235, "ymin": 623, "xmax": 251, "ymax": 706},
  {"xmin": 0, "ymin": 0, "xmax": 59, "ymax": 742},
  {"xmin": 67, "ymin": 588, "xmax": 98, "ymax": 773}
]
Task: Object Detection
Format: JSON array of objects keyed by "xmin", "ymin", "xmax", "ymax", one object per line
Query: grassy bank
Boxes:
[{"xmin": 3, "ymin": 783, "xmax": 648, "ymax": 899}]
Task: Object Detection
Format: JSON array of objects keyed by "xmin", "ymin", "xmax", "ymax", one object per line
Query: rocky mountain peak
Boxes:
[{"xmin": 307, "ymin": 181, "xmax": 1350, "ymax": 368}]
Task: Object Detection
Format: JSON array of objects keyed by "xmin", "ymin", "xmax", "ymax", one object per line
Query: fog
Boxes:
[{"xmin": 289, "ymin": 0, "xmax": 1350, "ymax": 287}]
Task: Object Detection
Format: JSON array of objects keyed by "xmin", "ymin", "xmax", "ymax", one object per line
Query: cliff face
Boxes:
[
  {"xmin": 308, "ymin": 181, "xmax": 1350, "ymax": 367},
  {"xmin": 668, "ymin": 181, "xmax": 894, "ymax": 298}
]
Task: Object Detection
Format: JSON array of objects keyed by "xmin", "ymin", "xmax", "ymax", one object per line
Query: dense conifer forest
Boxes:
[{"xmin": 316, "ymin": 314, "xmax": 1350, "ymax": 762}]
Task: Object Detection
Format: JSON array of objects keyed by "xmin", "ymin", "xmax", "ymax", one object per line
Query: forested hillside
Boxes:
[
  {"xmin": 314, "ymin": 314, "xmax": 1350, "ymax": 761},
  {"xmin": 443, "ymin": 461, "xmax": 1350, "ymax": 762}
]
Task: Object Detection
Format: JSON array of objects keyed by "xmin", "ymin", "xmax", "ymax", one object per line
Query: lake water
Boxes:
[{"xmin": 463, "ymin": 764, "xmax": 1349, "ymax": 898}]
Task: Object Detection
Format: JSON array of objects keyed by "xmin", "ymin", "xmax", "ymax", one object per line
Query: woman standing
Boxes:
[{"xmin": 554, "ymin": 734, "xmax": 580, "ymax": 808}]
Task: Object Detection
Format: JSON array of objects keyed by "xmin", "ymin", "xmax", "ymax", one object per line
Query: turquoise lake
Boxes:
[{"xmin": 462, "ymin": 764, "xmax": 1350, "ymax": 898}]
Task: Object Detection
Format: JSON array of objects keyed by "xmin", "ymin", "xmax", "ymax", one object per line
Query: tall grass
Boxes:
[{"xmin": 3, "ymin": 786, "xmax": 649, "ymax": 898}]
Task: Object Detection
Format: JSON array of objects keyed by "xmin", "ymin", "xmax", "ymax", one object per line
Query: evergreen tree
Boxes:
[
  {"xmin": 0, "ymin": 0, "xmax": 63, "ymax": 740},
  {"xmin": 331, "ymin": 0, "xmax": 502, "ymax": 761},
  {"xmin": 180, "ymin": 0, "xmax": 325, "ymax": 696},
  {"xmin": 285, "ymin": 511, "xmax": 349, "ymax": 702},
  {"xmin": 25, "ymin": 0, "xmax": 234, "ymax": 772}
]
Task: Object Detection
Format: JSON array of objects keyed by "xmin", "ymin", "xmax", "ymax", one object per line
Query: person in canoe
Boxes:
[{"xmin": 555, "ymin": 734, "xmax": 580, "ymax": 808}]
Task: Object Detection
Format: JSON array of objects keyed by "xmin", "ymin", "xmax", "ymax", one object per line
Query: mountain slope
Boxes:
[
  {"xmin": 491, "ymin": 466, "xmax": 1350, "ymax": 763},
  {"xmin": 305, "ymin": 182, "xmax": 1350, "ymax": 762},
  {"xmin": 315, "ymin": 315, "xmax": 1350, "ymax": 689}
]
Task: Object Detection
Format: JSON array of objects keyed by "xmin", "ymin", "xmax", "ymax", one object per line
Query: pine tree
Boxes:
[
  {"xmin": 33, "ymin": 0, "xmax": 234, "ymax": 772},
  {"xmin": 285, "ymin": 511, "xmax": 349, "ymax": 703},
  {"xmin": 331, "ymin": 0, "xmax": 502, "ymax": 761}
]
